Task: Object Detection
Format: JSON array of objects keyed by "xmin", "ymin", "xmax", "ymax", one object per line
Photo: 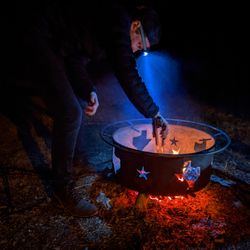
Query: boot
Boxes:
[{"xmin": 53, "ymin": 180, "xmax": 97, "ymax": 217}]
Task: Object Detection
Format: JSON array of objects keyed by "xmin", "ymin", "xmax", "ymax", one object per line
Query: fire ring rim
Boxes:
[{"xmin": 101, "ymin": 118, "xmax": 231, "ymax": 158}]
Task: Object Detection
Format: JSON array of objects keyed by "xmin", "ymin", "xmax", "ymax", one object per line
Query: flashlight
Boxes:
[{"xmin": 139, "ymin": 25, "xmax": 148, "ymax": 56}]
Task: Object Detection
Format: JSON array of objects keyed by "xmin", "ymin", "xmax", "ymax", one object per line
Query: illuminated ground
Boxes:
[{"xmin": 0, "ymin": 55, "xmax": 250, "ymax": 249}]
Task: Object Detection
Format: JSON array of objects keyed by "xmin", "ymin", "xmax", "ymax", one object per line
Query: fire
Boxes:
[
  {"xmin": 175, "ymin": 174, "xmax": 185, "ymax": 182},
  {"xmin": 155, "ymin": 145, "xmax": 164, "ymax": 153},
  {"xmin": 149, "ymin": 195, "xmax": 163, "ymax": 202},
  {"xmin": 172, "ymin": 148, "xmax": 186, "ymax": 182},
  {"xmin": 148, "ymin": 148, "xmax": 199, "ymax": 203},
  {"xmin": 181, "ymin": 160, "xmax": 190, "ymax": 174},
  {"xmin": 172, "ymin": 148, "xmax": 180, "ymax": 154},
  {"xmin": 149, "ymin": 195, "xmax": 184, "ymax": 202},
  {"xmin": 174, "ymin": 196, "xmax": 184, "ymax": 200}
]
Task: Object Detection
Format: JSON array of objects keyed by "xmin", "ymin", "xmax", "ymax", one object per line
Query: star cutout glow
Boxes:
[
  {"xmin": 137, "ymin": 166, "xmax": 150, "ymax": 180},
  {"xmin": 170, "ymin": 137, "xmax": 178, "ymax": 146}
]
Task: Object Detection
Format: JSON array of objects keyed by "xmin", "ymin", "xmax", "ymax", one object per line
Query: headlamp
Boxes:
[{"xmin": 139, "ymin": 25, "xmax": 148, "ymax": 56}]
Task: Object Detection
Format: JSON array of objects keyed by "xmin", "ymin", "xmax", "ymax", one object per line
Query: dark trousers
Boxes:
[
  {"xmin": 49, "ymin": 94, "xmax": 86, "ymax": 183},
  {"xmin": 8, "ymin": 36, "xmax": 88, "ymax": 184}
]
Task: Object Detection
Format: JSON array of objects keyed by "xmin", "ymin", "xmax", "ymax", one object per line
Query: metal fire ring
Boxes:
[{"xmin": 101, "ymin": 118, "xmax": 231, "ymax": 157}]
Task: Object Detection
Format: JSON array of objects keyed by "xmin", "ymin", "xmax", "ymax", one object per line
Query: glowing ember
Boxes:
[
  {"xmin": 174, "ymin": 196, "xmax": 185, "ymax": 200},
  {"xmin": 149, "ymin": 195, "xmax": 185, "ymax": 202},
  {"xmin": 149, "ymin": 195, "xmax": 163, "ymax": 202}
]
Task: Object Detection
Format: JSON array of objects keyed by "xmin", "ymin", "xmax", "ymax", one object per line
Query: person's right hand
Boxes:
[
  {"xmin": 153, "ymin": 112, "xmax": 169, "ymax": 142},
  {"xmin": 84, "ymin": 91, "xmax": 99, "ymax": 116}
]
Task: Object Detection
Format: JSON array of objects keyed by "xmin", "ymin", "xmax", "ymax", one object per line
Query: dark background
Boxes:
[
  {"xmin": 149, "ymin": 1, "xmax": 249, "ymax": 118},
  {"xmin": 2, "ymin": 1, "xmax": 249, "ymax": 118}
]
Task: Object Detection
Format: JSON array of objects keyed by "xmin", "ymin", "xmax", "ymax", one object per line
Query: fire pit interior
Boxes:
[
  {"xmin": 102, "ymin": 119, "xmax": 230, "ymax": 197},
  {"xmin": 113, "ymin": 123, "xmax": 215, "ymax": 154}
]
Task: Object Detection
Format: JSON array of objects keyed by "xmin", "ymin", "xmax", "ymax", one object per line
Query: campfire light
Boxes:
[
  {"xmin": 101, "ymin": 118, "xmax": 231, "ymax": 197},
  {"xmin": 149, "ymin": 195, "xmax": 185, "ymax": 202},
  {"xmin": 175, "ymin": 174, "xmax": 185, "ymax": 182},
  {"xmin": 172, "ymin": 148, "xmax": 180, "ymax": 154}
]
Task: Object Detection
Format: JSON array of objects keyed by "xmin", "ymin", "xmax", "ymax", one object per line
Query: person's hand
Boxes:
[
  {"xmin": 156, "ymin": 112, "xmax": 169, "ymax": 139},
  {"xmin": 84, "ymin": 91, "xmax": 99, "ymax": 116},
  {"xmin": 152, "ymin": 112, "xmax": 169, "ymax": 145}
]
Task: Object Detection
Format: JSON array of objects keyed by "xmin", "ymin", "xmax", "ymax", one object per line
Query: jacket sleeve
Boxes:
[
  {"xmin": 107, "ymin": 6, "xmax": 159, "ymax": 118},
  {"xmin": 65, "ymin": 52, "xmax": 96, "ymax": 101}
]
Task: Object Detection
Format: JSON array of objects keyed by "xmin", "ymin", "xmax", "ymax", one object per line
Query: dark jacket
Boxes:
[{"xmin": 11, "ymin": 2, "xmax": 159, "ymax": 118}]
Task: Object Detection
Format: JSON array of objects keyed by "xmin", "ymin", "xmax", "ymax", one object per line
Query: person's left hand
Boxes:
[{"xmin": 84, "ymin": 91, "xmax": 99, "ymax": 116}]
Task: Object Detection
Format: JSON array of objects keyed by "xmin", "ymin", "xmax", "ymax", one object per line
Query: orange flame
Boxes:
[
  {"xmin": 172, "ymin": 148, "xmax": 180, "ymax": 154},
  {"xmin": 149, "ymin": 195, "xmax": 163, "ymax": 202},
  {"xmin": 175, "ymin": 174, "xmax": 185, "ymax": 182},
  {"xmin": 149, "ymin": 195, "xmax": 184, "ymax": 202},
  {"xmin": 174, "ymin": 196, "xmax": 184, "ymax": 200}
]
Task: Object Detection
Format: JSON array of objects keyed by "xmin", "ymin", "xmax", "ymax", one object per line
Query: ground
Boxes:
[{"xmin": 0, "ymin": 57, "xmax": 250, "ymax": 249}]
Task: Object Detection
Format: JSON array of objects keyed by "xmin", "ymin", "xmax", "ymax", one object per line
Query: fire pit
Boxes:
[{"xmin": 101, "ymin": 119, "xmax": 230, "ymax": 196}]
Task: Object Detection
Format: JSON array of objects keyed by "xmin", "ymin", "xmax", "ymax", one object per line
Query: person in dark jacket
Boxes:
[{"xmin": 6, "ymin": 2, "xmax": 168, "ymax": 217}]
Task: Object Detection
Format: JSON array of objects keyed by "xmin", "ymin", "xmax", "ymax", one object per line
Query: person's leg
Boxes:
[
  {"xmin": 73, "ymin": 98, "xmax": 97, "ymax": 175},
  {"xmin": 74, "ymin": 98, "xmax": 87, "ymax": 162},
  {"xmin": 19, "ymin": 36, "xmax": 97, "ymax": 216},
  {"xmin": 47, "ymin": 94, "xmax": 97, "ymax": 217},
  {"xmin": 23, "ymin": 37, "xmax": 81, "ymax": 183},
  {"xmin": 48, "ymin": 89, "xmax": 83, "ymax": 183}
]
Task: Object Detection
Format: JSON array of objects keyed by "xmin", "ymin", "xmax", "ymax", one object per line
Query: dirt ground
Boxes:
[{"xmin": 0, "ymin": 92, "xmax": 250, "ymax": 250}]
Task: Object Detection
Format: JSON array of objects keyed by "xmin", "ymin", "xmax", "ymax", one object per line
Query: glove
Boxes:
[{"xmin": 152, "ymin": 112, "xmax": 169, "ymax": 146}]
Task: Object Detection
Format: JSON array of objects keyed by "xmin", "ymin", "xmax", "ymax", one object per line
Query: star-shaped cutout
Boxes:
[
  {"xmin": 137, "ymin": 166, "xmax": 150, "ymax": 180},
  {"xmin": 170, "ymin": 137, "xmax": 178, "ymax": 146}
]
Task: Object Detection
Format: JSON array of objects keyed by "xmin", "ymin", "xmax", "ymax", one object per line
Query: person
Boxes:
[{"xmin": 5, "ymin": 1, "xmax": 168, "ymax": 217}]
